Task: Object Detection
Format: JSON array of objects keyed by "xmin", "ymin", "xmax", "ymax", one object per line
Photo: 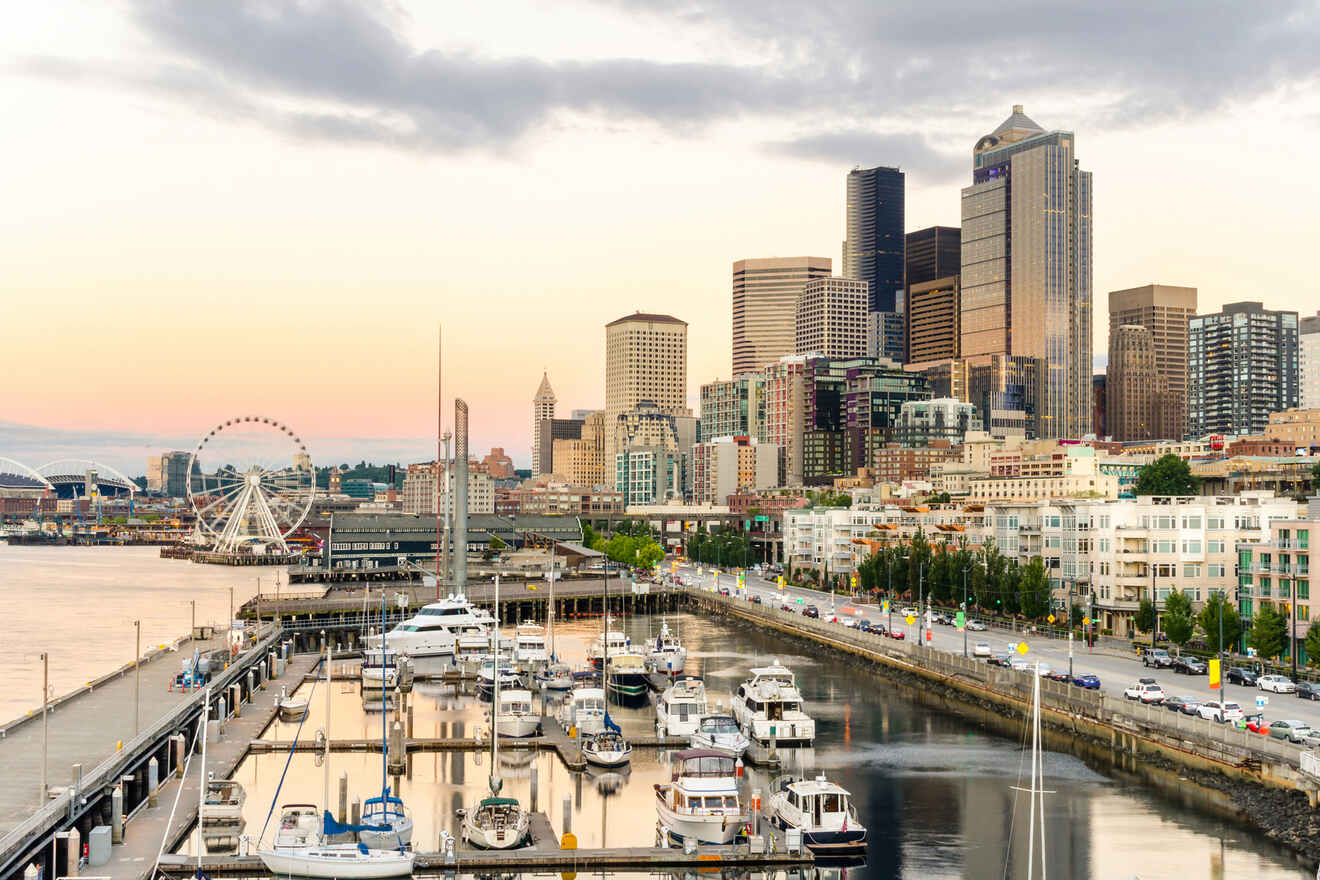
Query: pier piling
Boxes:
[
  {"xmin": 147, "ymin": 758, "xmax": 158, "ymax": 808},
  {"xmin": 337, "ymin": 772, "xmax": 347, "ymax": 824},
  {"xmin": 110, "ymin": 787, "xmax": 122, "ymax": 844},
  {"xmin": 561, "ymin": 794, "xmax": 571, "ymax": 835}
]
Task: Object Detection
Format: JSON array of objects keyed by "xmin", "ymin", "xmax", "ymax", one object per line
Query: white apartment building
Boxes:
[{"xmin": 400, "ymin": 462, "xmax": 494, "ymax": 516}]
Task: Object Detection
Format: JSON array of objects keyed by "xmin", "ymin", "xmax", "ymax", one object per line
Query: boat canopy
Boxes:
[{"xmin": 322, "ymin": 811, "xmax": 393, "ymax": 835}]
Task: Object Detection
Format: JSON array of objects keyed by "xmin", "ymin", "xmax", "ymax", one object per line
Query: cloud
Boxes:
[{"xmin": 15, "ymin": 0, "xmax": 1320, "ymax": 160}]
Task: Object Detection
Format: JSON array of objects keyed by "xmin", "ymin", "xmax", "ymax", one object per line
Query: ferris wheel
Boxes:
[{"xmin": 187, "ymin": 416, "xmax": 316, "ymax": 553}]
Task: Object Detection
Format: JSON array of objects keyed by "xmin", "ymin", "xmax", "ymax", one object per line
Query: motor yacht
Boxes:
[
  {"xmin": 768, "ymin": 775, "xmax": 866, "ymax": 854},
  {"xmin": 582, "ymin": 730, "xmax": 632, "ymax": 767},
  {"xmin": 536, "ymin": 661, "xmax": 574, "ymax": 691},
  {"xmin": 513, "ymin": 623, "xmax": 549, "ymax": 667},
  {"xmin": 606, "ymin": 650, "xmax": 650, "ymax": 706},
  {"xmin": 384, "ymin": 595, "xmax": 490, "ymax": 658},
  {"xmin": 477, "ymin": 658, "xmax": 522, "ymax": 696},
  {"xmin": 557, "ymin": 687, "xmax": 607, "ymax": 735},
  {"xmin": 277, "ymin": 687, "xmax": 308, "ymax": 722},
  {"xmin": 200, "ymin": 778, "xmax": 245, "ymax": 825},
  {"xmin": 645, "ymin": 622, "xmax": 687, "ymax": 674},
  {"xmin": 731, "ymin": 660, "xmax": 815, "ymax": 763},
  {"xmin": 654, "ymin": 749, "xmax": 747, "ymax": 846},
  {"xmin": 493, "ymin": 688, "xmax": 540, "ymax": 737},
  {"xmin": 586, "ymin": 629, "xmax": 631, "ymax": 668},
  {"xmin": 655, "ymin": 677, "xmax": 708, "ymax": 737},
  {"xmin": 689, "ymin": 713, "xmax": 749, "ymax": 757}
]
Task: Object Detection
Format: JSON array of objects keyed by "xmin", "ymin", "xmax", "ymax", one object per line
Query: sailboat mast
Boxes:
[
  {"xmin": 381, "ymin": 595, "xmax": 387, "ymax": 804},
  {"xmin": 548, "ymin": 545, "xmax": 556, "ymax": 660},
  {"xmin": 490, "ymin": 575, "xmax": 500, "ymax": 794},
  {"xmin": 1028, "ymin": 664, "xmax": 1040, "ymax": 880},
  {"xmin": 324, "ymin": 639, "xmax": 331, "ymax": 819},
  {"xmin": 195, "ymin": 689, "xmax": 209, "ymax": 875}
]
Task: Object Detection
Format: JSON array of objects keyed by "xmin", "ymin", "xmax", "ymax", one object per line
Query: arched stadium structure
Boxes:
[
  {"xmin": 0, "ymin": 457, "xmax": 53, "ymax": 496},
  {"xmin": 34, "ymin": 459, "xmax": 138, "ymax": 499}
]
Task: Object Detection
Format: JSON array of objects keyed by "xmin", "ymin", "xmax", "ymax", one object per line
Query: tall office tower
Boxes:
[
  {"xmin": 960, "ymin": 105, "xmax": 1093, "ymax": 438},
  {"xmin": 1301, "ymin": 312, "xmax": 1320, "ymax": 410},
  {"xmin": 604, "ymin": 312, "xmax": 688, "ymax": 486},
  {"xmin": 700, "ymin": 375, "xmax": 767, "ymax": 441},
  {"xmin": 1092, "ymin": 374, "xmax": 1107, "ymax": 438},
  {"xmin": 531, "ymin": 373, "xmax": 556, "ymax": 477},
  {"xmin": 732, "ymin": 257, "xmax": 832, "ymax": 375},
  {"xmin": 906, "ymin": 278, "xmax": 961, "ymax": 366},
  {"xmin": 868, "ymin": 310, "xmax": 905, "ymax": 363},
  {"xmin": 1106, "ymin": 325, "xmax": 1158, "ymax": 441},
  {"xmin": 1108, "ymin": 284, "xmax": 1197, "ymax": 441},
  {"xmin": 844, "ymin": 166, "xmax": 905, "ymax": 312},
  {"xmin": 1189, "ymin": 302, "xmax": 1299, "ymax": 438},
  {"xmin": 795, "ymin": 278, "xmax": 868, "ymax": 359},
  {"xmin": 905, "ymin": 226, "xmax": 961, "ymax": 288}
]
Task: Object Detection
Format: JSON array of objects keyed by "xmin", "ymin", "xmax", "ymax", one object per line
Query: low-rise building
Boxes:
[
  {"xmin": 690, "ymin": 435, "xmax": 781, "ymax": 505},
  {"xmin": 1267, "ymin": 408, "xmax": 1320, "ymax": 452},
  {"xmin": 893, "ymin": 398, "xmax": 981, "ymax": 446},
  {"xmin": 1238, "ymin": 509, "xmax": 1319, "ymax": 664},
  {"xmin": 400, "ymin": 461, "xmax": 495, "ymax": 515},
  {"xmin": 872, "ymin": 442, "xmax": 958, "ymax": 484}
]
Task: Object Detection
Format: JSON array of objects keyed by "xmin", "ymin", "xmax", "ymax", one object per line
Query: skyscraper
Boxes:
[
  {"xmin": 731, "ymin": 257, "xmax": 832, "ymax": 376},
  {"xmin": 1300, "ymin": 312, "xmax": 1320, "ymax": 410},
  {"xmin": 531, "ymin": 373, "xmax": 556, "ymax": 477},
  {"xmin": 906, "ymin": 278, "xmax": 961, "ymax": 366},
  {"xmin": 795, "ymin": 278, "xmax": 868, "ymax": 360},
  {"xmin": 844, "ymin": 166, "xmax": 905, "ymax": 313},
  {"xmin": 1188, "ymin": 301, "xmax": 1299, "ymax": 438},
  {"xmin": 604, "ymin": 312, "xmax": 688, "ymax": 487},
  {"xmin": 700, "ymin": 375, "xmax": 767, "ymax": 441},
  {"xmin": 1108, "ymin": 284, "xmax": 1197, "ymax": 441},
  {"xmin": 905, "ymin": 226, "xmax": 961, "ymax": 289},
  {"xmin": 960, "ymin": 105, "xmax": 1093, "ymax": 438},
  {"xmin": 1106, "ymin": 325, "xmax": 1158, "ymax": 441}
]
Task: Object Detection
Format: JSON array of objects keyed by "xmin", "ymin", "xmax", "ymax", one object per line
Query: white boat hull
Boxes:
[
  {"xmin": 461, "ymin": 818, "xmax": 529, "ymax": 850},
  {"xmin": 357, "ymin": 814, "xmax": 414, "ymax": 851},
  {"xmin": 689, "ymin": 732, "xmax": 749, "ymax": 758},
  {"xmin": 654, "ymin": 797, "xmax": 745, "ymax": 845},
  {"xmin": 495, "ymin": 716, "xmax": 541, "ymax": 738},
  {"xmin": 257, "ymin": 846, "xmax": 415, "ymax": 878}
]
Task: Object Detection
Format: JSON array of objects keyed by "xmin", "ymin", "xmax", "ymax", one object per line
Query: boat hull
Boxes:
[
  {"xmin": 655, "ymin": 791, "xmax": 745, "ymax": 845},
  {"xmin": 770, "ymin": 815, "xmax": 867, "ymax": 853},
  {"xmin": 357, "ymin": 814, "xmax": 414, "ymax": 851},
  {"xmin": 257, "ymin": 847, "xmax": 415, "ymax": 878},
  {"xmin": 461, "ymin": 821, "xmax": 529, "ymax": 850},
  {"xmin": 689, "ymin": 733, "xmax": 749, "ymax": 758},
  {"xmin": 583, "ymin": 746, "xmax": 631, "ymax": 767},
  {"xmin": 495, "ymin": 717, "xmax": 541, "ymax": 738}
]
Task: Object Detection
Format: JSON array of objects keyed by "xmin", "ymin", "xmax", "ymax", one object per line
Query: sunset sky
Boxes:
[{"xmin": 3, "ymin": 1, "xmax": 1319, "ymax": 473}]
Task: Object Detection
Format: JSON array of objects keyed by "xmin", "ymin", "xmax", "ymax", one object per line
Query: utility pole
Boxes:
[
  {"xmin": 962, "ymin": 566, "xmax": 970, "ymax": 658},
  {"xmin": 190, "ymin": 599, "xmax": 196, "ymax": 639},
  {"xmin": 918, "ymin": 560, "xmax": 926, "ymax": 648},
  {"xmin": 40, "ymin": 652, "xmax": 48, "ymax": 806},
  {"xmin": 134, "ymin": 619, "xmax": 141, "ymax": 737},
  {"xmin": 228, "ymin": 587, "xmax": 234, "ymax": 629}
]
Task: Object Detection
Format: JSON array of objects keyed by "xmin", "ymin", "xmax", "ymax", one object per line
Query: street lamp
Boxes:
[
  {"xmin": 918, "ymin": 559, "xmax": 927, "ymax": 648},
  {"xmin": 961, "ymin": 565, "xmax": 971, "ymax": 658}
]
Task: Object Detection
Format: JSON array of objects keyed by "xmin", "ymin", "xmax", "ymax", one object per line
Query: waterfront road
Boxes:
[{"xmin": 676, "ymin": 563, "xmax": 1320, "ymax": 741}]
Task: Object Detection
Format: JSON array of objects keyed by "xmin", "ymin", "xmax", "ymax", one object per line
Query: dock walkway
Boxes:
[
  {"xmin": 101, "ymin": 653, "xmax": 320, "ymax": 880},
  {"xmin": 0, "ymin": 631, "xmax": 235, "ymax": 837}
]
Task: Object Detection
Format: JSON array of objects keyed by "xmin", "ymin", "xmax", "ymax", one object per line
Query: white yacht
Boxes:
[
  {"xmin": 586, "ymin": 629, "xmax": 631, "ymax": 668},
  {"xmin": 200, "ymin": 778, "xmax": 245, "ymax": 825},
  {"xmin": 258, "ymin": 805, "xmax": 414, "ymax": 878},
  {"xmin": 768, "ymin": 775, "xmax": 866, "ymax": 854},
  {"xmin": 493, "ymin": 689, "xmax": 540, "ymax": 738},
  {"xmin": 689, "ymin": 713, "xmax": 749, "ymax": 757},
  {"xmin": 477, "ymin": 658, "xmax": 522, "ymax": 696},
  {"xmin": 646, "ymin": 622, "xmax": 687, "ymax": 674},
  {"xmin": 557, "ymin": 687, "xmax": 607, "ymax": 735},
  {"xmin": 731, "ymin": 661, "xmax": 816, "ymax": 763},
  {"xmin": 654, "ymin": 749, "xmax": 747, "ymax": 846},
  {"xmin": 513, "ymin": 623, "xmax": 549, "ymax": 666},
  {"xmin": 582, "ymin": 730, "xmax": 631, "ymax": 767},
  {"xmin": 357, "ymin": 792, "xmax": 413, "ymax": 852},
  {"xmin": 360, "ymin": 647, "xmax": 399, "ymax": 691},
  {"xmin": 655, "ymin": 678, "xmax": 708, "ymax": 737},
  {"xmin": 384, "ymin": 595, "xmax": 491, "ymax": 658}
]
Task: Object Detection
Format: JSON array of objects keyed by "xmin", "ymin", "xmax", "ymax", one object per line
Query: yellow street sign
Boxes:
[
  {"xmin": 904, "ymin": 614, "xmax": 916, "ymax": 625},
  {"xmin": 1047, "ymin": 614, "xmax": 1055, "ymax": 624},
  {"xmin": 1083, "ymin": 617, "xmax": 1091, "ymax": 625},
  {"xmin": 1016, "ymin": 642, "xmax": 1029, "ymax": 655}
]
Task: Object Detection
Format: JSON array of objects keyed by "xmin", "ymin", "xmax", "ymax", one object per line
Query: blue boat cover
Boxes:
[{"xmin": 323, "ymin": 810, "xmax": 391, "ymax": 835}]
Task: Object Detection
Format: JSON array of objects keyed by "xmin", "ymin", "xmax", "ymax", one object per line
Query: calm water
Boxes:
[
  {"xmin": 0, "ymin": 544, "xmax": 272, "ymax": 720},
  {"xmin": 4, "ymin": 546, "xmax": 1309, "ymax": 878}
]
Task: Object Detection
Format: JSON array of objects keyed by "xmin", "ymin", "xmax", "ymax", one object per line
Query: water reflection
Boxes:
[{"xmin": 194, "ymin": 613, "xmax": 1310, "ymax": 879}]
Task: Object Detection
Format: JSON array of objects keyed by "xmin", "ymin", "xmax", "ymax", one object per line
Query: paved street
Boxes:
[{"xmin": 675, "ymin": 563, "xmax": 1320, "ymax": 737}]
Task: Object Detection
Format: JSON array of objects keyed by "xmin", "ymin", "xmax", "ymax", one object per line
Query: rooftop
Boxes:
[{"xmin": 606, "ymin": 312, "xmax": 687, "ymax": 328}]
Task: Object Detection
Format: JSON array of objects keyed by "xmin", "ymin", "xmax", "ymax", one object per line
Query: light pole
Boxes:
[
  {"xmin": 134, "ymin": 619, "xmax": 141, "ymax": 736},
  {"xmin": 961, "ymin": 566, "xmax": 970, "ymax": 658},
  {"xmin": 918, "ymin": 560, "xmax": 927, "ymax": 648},
  {"xmin": 1217, "ymin": 588, "xmax": 1228, "ymax": 705}
]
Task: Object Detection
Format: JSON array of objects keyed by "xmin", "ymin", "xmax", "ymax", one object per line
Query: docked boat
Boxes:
[
  {"xmin": 645, "ymin": 622, "xmax": 687, "ymax": 674},
  {"xmin": 360, "ymin": 647, "xmax": 399, "ymax": 690},
  {"xmin": 606, "ymin": 651, "xmax": 650, "ymax": 706},
  {"xmin": 477, "ymin": 658, "xmax": 522, "ymax": 696},
  {"xmin": 689, "ymin": 713, "xmax": 749, "ymax": 758},
  {"xmin": 259, "ymin": 805, "xmax": 414, "ymax": 878},
  {"xmin": 768, "ymin": 775, "xmax": 867, "ymax": 853},
  {"xmin": 513, "ymin": 623, "xmax": 549, "ymax": 667},
  {"xmin": 586, "ymin": 629, "xmax": 631, "ymax": 669},
  {"xmin": 582, "ymin": 729, "xmax": 632, "ymax": 767},
  {"xmin": 357, "ymin": 792, "xmax": 413, "ymax": 851},
  {"xmin": 557, "ymin": 687, "xmax": 607, "ymax": 735},
  {"xmin": 655, "ymin": 677, "xmax": 708, "ymax": 737},
  {"xmin": 384, "ymin": 594, "xmax": 492, "ymax": 658},
  {"xmin": 654, "ymin": 749, "xmax": 748, "ymax": 846},
  {"xmin": 494, "ymin": 688, "xmax": 540, "ymax": 738},
  {"xmin": 200, "ymin": 778, "xmax": 245, "ymax": 825},
  {"xmin": 277, "ymin": 687, "xmax": 308, "ymax": 722},
  {"xmin": 731, "ymin": 661, "xmax": 816, "ymax": 763},
  {"xmin": 459, "ymin": 797, "xmax": 530, "ymax": 850},
  {"xmin": 536, "ymin": 662, "xmax": 574, "ymax": 691}
]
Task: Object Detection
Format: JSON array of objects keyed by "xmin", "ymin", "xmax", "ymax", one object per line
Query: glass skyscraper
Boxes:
[
  {"xmin": 960, "ymin": 105, "xmax": 1093, "ymax": 438},
  {"xmin": 844, "ymin": 166, "xmax": 905, "ymax": 314}
]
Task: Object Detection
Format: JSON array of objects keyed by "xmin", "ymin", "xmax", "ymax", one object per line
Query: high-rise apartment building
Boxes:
[
  {"xmin": 844, "ymin": 166, "xmax": 905, "ymax": 313},
  {"xmin": 691, "ymin": 436, "xmax": 780, "ymax": 505},
  {"xmin": 400, "ymin": 461, "xmax": 494, "ymax": 515},
  {"xmin": 700, "ymin": 375, "xmax": 767, "ymax": 442},
  {"xmin": 1108, "ymin": 284, "xmax": 1196, "ymax": 440},
  {"xmin": 1106, "ymin": 325, "xmax": 1158, "ymax": 441},
  {"xmin": 604, "ymin": 312, "xmax": 688, "ymax": 487},
  {"xmin": 960, "ymin": 105, "xmax": 1093, "ymax": 438},
  {"xmin": 731, "ymin": 257, "xmax": 832, "ymax": 376},
  {"xmin": 905, "ymin": 226, "xmax": 961, "ymax": 288},
  {"xmin": 795, "ymin": 278, "xmax": 868, "ymax": 360},
  {"xmin": 1189, "ymin": 301, "xmax": 1299, "ymax": 438},
  {"xmin": 1300, "ymin": 312, "xmax": 1320, "ymax": 410},
  {"xmin": 146, "ymin": 450, "xmax": 192, "ymax": 497},
  {"xmin": 906, "ymin": 278, "xmax": 961, "ymax": 365},
  {"xmin": 867, "ymin": 310, "xmax": 905, "ymax": 363},
  {"xmin": 531, "ymin": 373, "xmax": 556, "ymax": 477}
]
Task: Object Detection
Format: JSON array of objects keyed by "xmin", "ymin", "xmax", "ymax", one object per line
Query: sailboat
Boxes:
[
  {"xmin": 1009, "ymin": 661, "xmax": 1052, "ymax": 879},
  {"xmin": 537, "ymin": 546, "xmax": 573, "ymax": 691},
  {"xmin": 257, "ymin": 643, "xmax": 415, "ymax": 878},
  {"xmin": 357, "ymin": 597, "xmax": 414, "ymax": 851},
  {"xmin": 583, "ymin": 564, "xmax": 632, "ymax": 766},
  {"xmin": 460, "ymin": 576, "xmax": 531, "ymax": 850}
]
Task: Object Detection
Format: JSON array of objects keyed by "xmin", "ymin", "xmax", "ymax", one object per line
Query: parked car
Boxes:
[
  {"xmin": 1164, "ymin": 695, "xmax": 1201, "ymax": 715},
  {"xmin": 1010, "ymin": 656, "xmax": 1031, "ymax": 672},
  {"xmin": 988, "ymin": 653, "xmax": 1012, "ymax": 668},
  {"xmin": 1072, "ymin": 673, "xmax": 1102, "ymax": 689},
  {"xmin": 839, "ymin": 617, "xmax": 860, "ymax": 629},
  {"xmin": 966, "ymin": 620, "xmax": 987, "ymax": 632},
  {"xmin": 1227, "ymin": 667, "xmax": 1259, "ymax": 686},
  {"xmin": 780, "ymin": 602, "xmax": 795, "ymax": 613},
  {"xmin": 1045, "ymin": 669, "xmax": 1071, "ymax": 683},
  {"xmin": 934, "ymin": 614, "xmax": 954, "ymax": 626},
  {"xmin": 750, "ymin": 594, "xmax": 763, "ymax": 605},
  {"xmin": 1197, "ymin": 700, "xmax": 1244, "ymax": 723},
  {"xmin": 973, "ymin": 642, "xmax": 992, "ymax": 658},
  {"xmin": 1268, "ymin": 719, "xmax": 1312, "ymax": 743},
  {"xmin": 1296, "ymin": 681, "xmax": 1320, "ymax": 701},
  {"xmin": 803, "ymin": 605, "xmax": 820, "ymax": 619},
  {"xmin": 1124, "ymin": 681, "xmax": 1166, "ymax": 704},
  {"xmin": 1142, "ymin": 649, "xmax": 1174, "ymax": 669},
  {"xmin": 1172, "ymin": 656, "xmax": 1208, "ymax": 675},
  {"xmin": 1259, "ymin": 674, "xmax": 1297, "ymax": 694},
  {"xmin": 1243, "ymin": 714, "xmax": 1270, "ymax": 734},
  {"xmin": 887, "ymin": 629, "xmax": 906, "ymax": 641}
]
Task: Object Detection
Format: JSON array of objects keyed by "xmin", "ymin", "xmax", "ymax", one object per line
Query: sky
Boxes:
[{"xmin": 2, "ymin": 0, "xmax": 1319, "ymax": 474}]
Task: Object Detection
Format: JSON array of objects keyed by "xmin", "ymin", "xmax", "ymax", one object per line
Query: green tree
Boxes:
[
  {"xmin": 1134, "ymin": 453, "xmax": 1200, "ymax": 496},
  {"xmin": 1197, "ymin": 593, "xmax": 1244, "ymax": 654},
  {"xmin": 634, "ymin": 539, "xmax": 665, "ymax": 569},
  {"xmin": 1312, "ymin": 460, "xmax": 1320, "ymax": 489},
  {"xmin": 489, "ymin": 535, "xmax": 507, "ymax": 551},
  {"xmin": 1017, "ymin": 557, "xmax": 1050, "ymax": 619},
  {"xmin": 1248, "ymin": 603, "xmax": 1288, "ymax": 660},
  {"xmin": 1305, "ymin": 623, "xmax": 1320, "ymax": 667},
  {"xmin": 1135, "ymin": 598, "xmax": 1156, "ymax": 636},
  {"xmin": 1163, "ymin": 590, "xmax": 1195, "ymax": 649},
  {"xmin": 1070, "ymin": 605, "xmax": 1084, "ymax": 628}
]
